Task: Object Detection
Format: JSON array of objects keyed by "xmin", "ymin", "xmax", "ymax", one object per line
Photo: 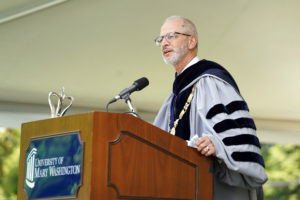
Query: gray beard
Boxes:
[{"xmin": 162, "ymin": 44, "xmax": 189, "ymax": 66}]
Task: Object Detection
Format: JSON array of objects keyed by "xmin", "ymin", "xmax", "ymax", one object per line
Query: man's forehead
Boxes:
[{"xmin": 160, "ymin": 19, "xmax": 185, "ymax": 35}]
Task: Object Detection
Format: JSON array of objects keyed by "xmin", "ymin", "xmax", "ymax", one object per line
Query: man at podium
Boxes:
[{"xmin": 154, "ymin": 16, "xmax": 268, "ymax": 200}]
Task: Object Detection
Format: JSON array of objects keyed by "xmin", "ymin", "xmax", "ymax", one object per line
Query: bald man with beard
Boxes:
[{"xmin": 154, "ymin": 16, "xmax": 267, "ymax": 200}]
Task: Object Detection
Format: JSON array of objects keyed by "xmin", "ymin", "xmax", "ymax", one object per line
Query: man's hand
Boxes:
[{"xmin": 195, "ymin": 136, "xmax": 216, "ymax": 157}]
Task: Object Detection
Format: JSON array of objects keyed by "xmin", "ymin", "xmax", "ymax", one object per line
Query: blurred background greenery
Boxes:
[
  {"xmin": 0, "ymin": 127, "xmax": 299, "ymax": 199},
  {"xmin": 262, "ymin": 144, "xmax": 300, "ymax": 200},
  {"xmin": 0, "ymin": 128, "xmax": 20, "ymax": 199}
]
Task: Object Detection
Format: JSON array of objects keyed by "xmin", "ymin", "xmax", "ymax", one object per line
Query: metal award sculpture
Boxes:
[{"xmin": 48, "ymin": 87, "xmax": 74, "ymax": 118}]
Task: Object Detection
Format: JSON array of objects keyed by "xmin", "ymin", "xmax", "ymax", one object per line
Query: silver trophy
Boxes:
[{"xmin": 48, "ymin": 87, "xmax": 74, "ymax": 118}]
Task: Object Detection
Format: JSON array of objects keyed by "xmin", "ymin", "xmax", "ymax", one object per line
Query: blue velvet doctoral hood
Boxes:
[{"xmin": 170, "ymin": 59, "xmax": 240, "ymax": 140}]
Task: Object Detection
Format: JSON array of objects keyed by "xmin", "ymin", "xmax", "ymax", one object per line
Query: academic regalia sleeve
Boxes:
[{"xmin": 190, "ymin": 75, "xmax": 268, "ymax": 189}]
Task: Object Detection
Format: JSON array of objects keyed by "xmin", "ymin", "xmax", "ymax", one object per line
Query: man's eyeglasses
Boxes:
[{"xmin": 154, "ymin": 32, "xmax": 191, "ymax": 46}]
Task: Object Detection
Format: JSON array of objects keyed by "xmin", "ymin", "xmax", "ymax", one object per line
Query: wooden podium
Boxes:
[{"xmin": 17, "ymin": 112, "xmax": 213, "ymax": 200}]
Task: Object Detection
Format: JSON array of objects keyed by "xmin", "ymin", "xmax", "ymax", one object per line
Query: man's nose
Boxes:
[{"xmin": 161, "ymin": 38, "xmax": 169, "ymax": 48}]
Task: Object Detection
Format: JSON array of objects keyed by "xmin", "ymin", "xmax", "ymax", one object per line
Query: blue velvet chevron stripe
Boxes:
[
  {"xmin": 231, "ymin": 151, "xmax": 265, "ymax": 168},
  {"xmin": 213, "ymin": 118, "xmax": 256, "ymax": 133},
  {"xmin": 222, "ymin": 134, "xmax": 261, "ymax": 148},
  {"xmin": 206, "ymin": 101, "xmax": 249, "ymax": 119}
]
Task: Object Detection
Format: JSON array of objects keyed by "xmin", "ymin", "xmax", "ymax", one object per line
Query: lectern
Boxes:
[{"xmin": 17, "ymin": 112, "xmax": 213, "ymax": 200}]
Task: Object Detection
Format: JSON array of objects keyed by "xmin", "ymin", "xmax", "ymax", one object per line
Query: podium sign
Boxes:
[{"xmin": 24, "ymin": 131, "xmax": 83, "ymax": 199}]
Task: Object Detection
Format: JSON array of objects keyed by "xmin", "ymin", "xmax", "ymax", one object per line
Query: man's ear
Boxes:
[{"xmin": 188, "ymin": 35, "xmax": 198, "ymax": 49}]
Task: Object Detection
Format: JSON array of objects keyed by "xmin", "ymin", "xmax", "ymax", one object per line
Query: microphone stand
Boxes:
[
  {"xmin": 106, "ymin": 93, "xmax": 141, "ymax": 118},
  {"xmin": 122, "ymin": 94, "xmax": 139, "ymax": 118}
]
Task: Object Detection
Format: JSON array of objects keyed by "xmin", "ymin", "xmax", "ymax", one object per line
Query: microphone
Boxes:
[{"xmin": 108, "ymin": 77, "xmax": 149, "ymax": 104}]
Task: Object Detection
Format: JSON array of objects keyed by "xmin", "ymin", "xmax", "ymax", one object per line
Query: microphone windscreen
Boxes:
[{"xmin": 134, "ymin": 77, "xmax": 149, "ymax": 91}]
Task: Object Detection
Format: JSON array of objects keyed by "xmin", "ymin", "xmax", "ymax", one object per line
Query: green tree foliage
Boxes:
[
  {"xmin": 0, "ymin": 128, "xmax": 20, "ymax": 199},
  {"xmin": 262, "ymin": 143, "xmax": 300, "ymax": 200}
]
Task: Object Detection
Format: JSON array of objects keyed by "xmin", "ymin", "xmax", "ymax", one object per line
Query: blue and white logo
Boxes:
[{"xmin": 25, "ymin": 148, "xmax": 37, "ymax": 189}]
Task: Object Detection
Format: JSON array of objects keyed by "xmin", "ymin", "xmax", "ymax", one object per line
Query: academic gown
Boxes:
[{"xmin": 154, "ymin": 59, "xmax": 268, "ymax": 200}]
